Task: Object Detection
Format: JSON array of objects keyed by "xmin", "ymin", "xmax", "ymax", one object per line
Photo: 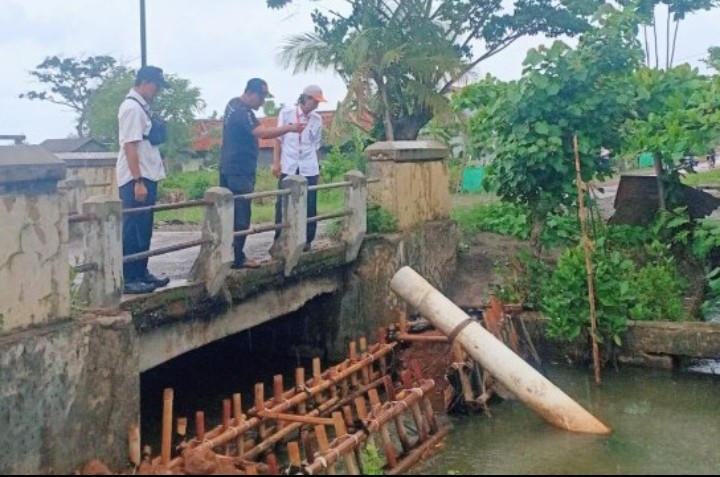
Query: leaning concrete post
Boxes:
[
  {"xmin": 390, "ymin": 266, "xmax": 612, "ymax": 435},
  {"xmin": 272, "ymin": 175, "xmax": 307, "ymax": 276},
  {"xmin": 342, "ymin": 171, "xmax": 367, "ymax": 262},
  {"xmin": 189, "ymin": 187, "xmax": 234, "ymax": 296},
  {"xmin": 78, "ymin": 196, "xmax": 123, "ymax": 309}
]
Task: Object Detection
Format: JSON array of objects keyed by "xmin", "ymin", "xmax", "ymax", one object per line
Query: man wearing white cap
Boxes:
[{"xmin": 273, "ymin": 85, "xmax": 327, "ymax": 251}]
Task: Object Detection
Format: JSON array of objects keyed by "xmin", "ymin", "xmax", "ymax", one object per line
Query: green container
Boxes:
[
  {"xmin": 638, "ymin": 152, "xmax": 654, "ymax": 169},
  {"xmin": 461, "ymin": 166, "xmax": 485, "ymax": 193}
]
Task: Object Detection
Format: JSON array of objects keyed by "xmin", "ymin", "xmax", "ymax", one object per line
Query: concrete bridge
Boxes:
[{"xmin": 0, "ymin": 141, "xmax": 459, "ymax": 474}]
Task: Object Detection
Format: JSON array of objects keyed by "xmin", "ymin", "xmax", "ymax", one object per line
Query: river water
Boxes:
[{"xmin": 413, "ymin": 365, "xmax": 720, "ymax": 475}]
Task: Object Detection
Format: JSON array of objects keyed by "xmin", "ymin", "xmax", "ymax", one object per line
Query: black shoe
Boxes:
[
  {"xmin": 124, "ymin": 281, "xmax": 157, "ymax": 295},
  {"xmin": 144, "ymin": 273, "xmax": 170, "ymax": 288}
]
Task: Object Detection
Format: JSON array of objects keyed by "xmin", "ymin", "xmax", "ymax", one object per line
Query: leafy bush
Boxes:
[
  {"xmin": 367, "ymin": 206, "xmax": 398, "ymax": 234},
  {"xmin": 321, "ymin": 146, "xmax": 365, "ymax": 183}
]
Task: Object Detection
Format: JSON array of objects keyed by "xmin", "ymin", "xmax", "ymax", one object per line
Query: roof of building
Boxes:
[
  {"xmin": 40, "ymin": 138, "xmax": 109, "ymax": 153},
  {"xmin": 190, "ymin": 111, "xmax": 339, "ymax": 153}
]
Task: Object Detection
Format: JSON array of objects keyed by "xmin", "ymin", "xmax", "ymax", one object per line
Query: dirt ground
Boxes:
[{"xmin": 446, "ymin": 232, "xmax": 531, "ymax": 307}]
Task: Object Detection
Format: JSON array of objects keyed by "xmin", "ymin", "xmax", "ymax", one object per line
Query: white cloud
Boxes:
[{"xmin": 2, "ymin": 0, "xmax": 720, "ymax": 143}]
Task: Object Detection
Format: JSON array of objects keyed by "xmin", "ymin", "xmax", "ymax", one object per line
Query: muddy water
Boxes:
[{"xmin": 414, "ymin": 366, "xmax": 720, "ymax": 475}]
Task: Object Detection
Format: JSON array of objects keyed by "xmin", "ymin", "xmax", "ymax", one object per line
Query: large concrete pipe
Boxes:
[{"xmin": 390, "ymin": 266, "xmax": 611, "ymax": 435}]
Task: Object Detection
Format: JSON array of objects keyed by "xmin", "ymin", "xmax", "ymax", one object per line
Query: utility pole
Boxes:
[{"xmin": 140, "ymin": 0, "xmax": 147, "ymax": 67}]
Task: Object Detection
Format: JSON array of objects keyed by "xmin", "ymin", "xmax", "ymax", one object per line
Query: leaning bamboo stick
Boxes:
[
  {"xmin": 573, "ymin": 134, "xmax": 602, "ymax": 386},
  {"xmin": 232, "ymin": 393, "xmax": 244, "ymax": 455},
  {"xmin": 314, "ymin": 425, "xmax": 337, "ymax": 475},
  {"xmin": 257, "ymin": 411, "xmax": 334, "ymax": 426},
  {"xmin": 333, "ymin": 412, "xmax": 361, "ymax": 475}
]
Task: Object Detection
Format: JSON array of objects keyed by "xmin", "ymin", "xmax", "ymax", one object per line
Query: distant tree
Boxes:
[
  {"xmin": 703, "ymin": 46, "xmax": 720, "ymax": 72},
  {"xmin": 271, "ymin": 0, "xmax": 603, "ymax": 140},
  {"xmin": 19, "ymin": 55, "xmax": 117, "ymax": 137},
  {"xmin": 262, "ymin": 99, "xmax": 284, "ymax": 117},
  {"xmin": 86, "ymin": 67, "xmax": 205, "ymax": 168}
]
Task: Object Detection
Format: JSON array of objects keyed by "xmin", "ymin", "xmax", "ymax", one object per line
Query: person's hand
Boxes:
[
  {"xmin": 271, "ymin": 162, "xmax": 282, "ymax": 178},
  {"xmin": 134, "ymin": 180, "xmax": 148, "ymax": 202},
  {"xmin": 288, "ymin": 122, "xmax": 306, "ymax": 134}
]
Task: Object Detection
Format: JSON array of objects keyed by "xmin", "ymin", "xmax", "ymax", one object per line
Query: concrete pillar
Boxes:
[
  {"xmin": 0, "ymin": 145, "xmax": 69, "ymax": 333},
  {"xmin": 342, "ymin": 170, "xmax": 367, "ymax": 262},
  {"xmin": 77, "ymin": 196, "xmax": 123, "ymax": 309},
  {"xmin": 189, "ymin": 187, "xmax": 234, "ymax": 296},
  {"xmin": 364, "ymin": 140, "xmax": 450, "ymax": 230},
  {"xmin": 58, "ymin": 178, "xmax": 87, "ymax": 215},
  {"xmin": 271, "ymin": 175, "xmax": 307, "ymax": 276}
]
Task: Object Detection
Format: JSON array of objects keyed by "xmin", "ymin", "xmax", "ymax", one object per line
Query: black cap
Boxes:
[
  {"xmin": 245, "ymin": 78, "xmax": 274, "ymax": 98},
  {"xmin": 136, "ymin": 65, "xmax": 167, "ymax": 88}
]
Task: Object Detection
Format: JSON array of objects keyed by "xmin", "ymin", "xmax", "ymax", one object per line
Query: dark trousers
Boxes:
[
  {"xmin": 220, "ymin": 173, "xmax": 255, "ymax": 266},
  {"xmin": 119, "ymin": 178, "xmax": 158, "ymax": 282},
  {"xmin": 274, "ymin": 173, "xmax": 319, "ymax": 244}
]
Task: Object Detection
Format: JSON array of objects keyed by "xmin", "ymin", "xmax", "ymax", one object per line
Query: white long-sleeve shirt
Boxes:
[{"xmin": 277, "ymin": 106, "xmax": 323, "ymax": 177}]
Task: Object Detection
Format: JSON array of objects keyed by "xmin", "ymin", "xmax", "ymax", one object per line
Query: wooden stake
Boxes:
[
  {"xmin": 359, "ymin": 337, "xmax": 372, "ymax": 384},
  {"xmin": 128, "ymin": 424, "xmax": 141, "ymax": 467},
  {"xmin": 314, "ymin": 425, "xmax": 337, "ymax": 475},
  {"xmin": 266, "ymin": 454, "xmax": 280, "ymax": 475},
  {"xmin": 295, "ymin": 367, "xmax": 307, "ymax": 415},
  {"xmin": 255, "ymin": 382, "xmax": 269, "ymax": 439},
  {"xmin": 398, "ymin": 311, "xmax": 408, "ymax": 334},
  {"xmin": 232, "ymin": 393, "xmax": 244, "ymax": 455},
  {"xmin": 195, "ymin": 411, "xmax": 205, "ymax": 443},
  {"xmin": 573, "ymin": 135, "xmax": 602, "ymax": 385},
  {"xmin": 332, "ymin": 412, "xmax": 361, "ymax": 475},
  {"xmin": 368, "ymin": 389, "xmax": 398, "ymax": 468},
  {"xmin": 176, "ymin": 417, "xmax": 187, "ymax": 438},
  {"xmin": 161, "ymin": 388, "xmax": 173, "ymax": 465},
  {"xmin": 287, "ymin": 441, "xmax": 302, "ymax": 472}
]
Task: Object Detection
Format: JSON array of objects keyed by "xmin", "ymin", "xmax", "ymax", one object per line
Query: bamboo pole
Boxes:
[
  {"xmin": 390, "ymin": 266, "xmax": 611, "ymax": 435},
  {"xmin": 573, "ymin": 135, "xmax": 602, "ymax": 385},
  {"xmin": 295, "ymin": 367, "xmax": 307, "ymax": 415},
  {"xmin": 128, "ymin": 424, "xmax": 141, "ymax": 467},
  {"xmin": 368, "ymin": 389, "xmax": 399, "ymax": 468},
  {"xmin": 332, "ymin": 412, "xmax": 361, "ymax": 475},
  {"xmin": 382, "ymin": 377, "xmax": 411, "ymax": 453},
  {"xmin": 195, "ymin": 411, "xmax": 205, "ymax": 442},
  {"xmin": 232, "ymin": 393, "xmax": 244, "ymax": 455},
  {"xmin": 314, "ymin": 425, "xmax": 337, "ymax": 475},
  {"xmin": 161, "ymin": 388, "xmax": 173, "ymax": 465}
]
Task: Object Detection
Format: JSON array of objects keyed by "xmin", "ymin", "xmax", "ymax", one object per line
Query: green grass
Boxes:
[
  {"xmin": 156, "ymin": 168, "xmax": 345, "ymax": 225},
  {"xmin": 683, "ymin": 168, "xmax": 720, "ymax": 187}
]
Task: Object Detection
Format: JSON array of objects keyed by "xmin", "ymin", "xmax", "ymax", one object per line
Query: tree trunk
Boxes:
[
  {"xmin": 376, "ymin": 75, "xmax": 394, "ymax": 141},
  {"xmin": 653, "ymin": 13, "xmax": 659, "ymax": 69},
  {"xmin": 670, "ymin": 19, "xmax": 680, "ymax": 67},
  {"xmin": 666, "ymin": 9, "xmax": 671, "ymax": 69},
  {"xmin": 392, "ymin": 110, "xmax": 433, "ymax": 141},
  {"xmin": 529, "ymin": 211, "xmax": 545, "ymax": 257},
  {"xmin": 643, "ymin": 25, "xmax": 650, "ymax": 67}
]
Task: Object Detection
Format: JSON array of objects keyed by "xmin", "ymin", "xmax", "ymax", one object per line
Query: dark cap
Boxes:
[
  {"xmin": 136, "ymin": 66, "xmax": 167, "ymax": 88},
  {"xmin": 245, "ymin": 78, "xmax": 274, "ymax": 98}
]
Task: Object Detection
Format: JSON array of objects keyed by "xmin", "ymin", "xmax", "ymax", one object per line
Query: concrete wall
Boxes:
[
  {"xmin": 0, "ymin": 146, "xmax": 69, "ymax": 333},
  {"xmin": 328, "ymin": 220, "xmax": 461, "ymax": 359},
  {"xmin": 0, "ymin": 313, "xmax": 139, "ymax": 474},
  {"xmin": 56, "ymin": 152, "xmax": 118, "ymax": 198}
]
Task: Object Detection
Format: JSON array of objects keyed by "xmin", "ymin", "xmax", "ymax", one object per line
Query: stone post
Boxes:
[
  {"xmin": 342, "ymin": 170, "xmax": 367, "ymax": 262},
  {"xmin": 77, "ymin": 196, "xmax": 123, "ymax": 309},
  {"xmin": 0, "ymin": 146, "xmax": 69, "ymax": 333},
  {"xmin": 364, "ymin": 140, "xmax": 450, "ymax": 230},
  {"xmin": 270, "ymin": 175, "xmax": 307, "ymax": 276},
  {"xmin": 189, "ymin": 187, "xmax": 234, "ymax": 296},
  {"xmin": 58, "ymin": 178, "xmax": 87, "ymax": 215}
]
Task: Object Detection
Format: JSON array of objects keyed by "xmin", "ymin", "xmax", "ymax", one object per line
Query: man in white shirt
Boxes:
[
  {"xmin": 272, "ymin": 85, "xmax": 326, "ymax": 251},
  {"xmin": 116, "ymin": 66, "xmax": 170, "ymax": 294}
]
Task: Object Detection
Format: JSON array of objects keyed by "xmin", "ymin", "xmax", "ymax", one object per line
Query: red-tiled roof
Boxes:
[{"xmin": 190, "ymin": 111, "xmax": 339, "ymax": 153}]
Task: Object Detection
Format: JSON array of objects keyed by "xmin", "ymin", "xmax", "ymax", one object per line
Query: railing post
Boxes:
[
  {"xmin": 189, "ymin": 187, "xmax": 234, "ymax": 296},
  {"xmin": 77, "ymin": 196, "xmax": 123, "ymax": 309},
  {"xmin": 271, "ymin": 175, "xmax": 307, "ymax": 276},
  {"xmin": 342, "ymin": 171, "xmax": 367, "ymax": 262}
]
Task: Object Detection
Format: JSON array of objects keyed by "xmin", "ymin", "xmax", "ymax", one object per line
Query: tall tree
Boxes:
[
  {"xmin": 271, "ymin": 0, "xmax": 603, "ymax": 140},
  {"xmin": 461, "ymin": 6, "xmax": 643, "ymax": 252},
  {"xmin": 703, "ymin": 45, "xmax": 720, "ymax": 72},
  {"xmin": 86, "ymin": 67, "xmax": 205, "ymax": 169},
  {"xmin": 19, "ymin": 55, "xmax": 117, "ymax": 137}
]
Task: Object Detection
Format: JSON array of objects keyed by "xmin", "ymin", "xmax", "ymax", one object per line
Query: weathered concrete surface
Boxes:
[
  {"xmin": 329, "ymin": 220, "xmax": 461, "ymax": 359},
  {"xmin": 0, "ymin": 145, "xmax": 69, "ymax": 333},
  {"xmin": 366, "ymin": 141, "xmax": 451, "ymax": 230},
  {"xmin": 521, "ymin": 314, "xmax": 720, "ymax": 367},
  {"xmin": 57, "ymin": 152, "xmax": 118, "ymax": 198},
  {"xmin": 0, "ymin": 312, "xmax": 139, "ymax": 474},
  {"xmin": 341, "ymin": 171, "xmax": 367, "ymax": 262}
]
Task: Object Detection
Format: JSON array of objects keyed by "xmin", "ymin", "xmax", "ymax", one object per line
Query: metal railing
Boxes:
[{"xmin": 68, "ymin": 174, "xmax": 375, "ymax": 278}]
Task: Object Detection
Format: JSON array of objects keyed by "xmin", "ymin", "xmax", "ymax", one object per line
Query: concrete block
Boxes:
[
  {"xmin": 77, "ymin": 196, "xmax": 123, "ymax": 309},
  {"xmin": 341, "ymin": 171, "xmax": 367, "ymax": 262},
  {"xmin": 189, "ymin": 187, "xmax": 234, "ymax": 296},
  {"xmin": 271, "ymin": 176, "xmax": 307, "ymax": 276}
]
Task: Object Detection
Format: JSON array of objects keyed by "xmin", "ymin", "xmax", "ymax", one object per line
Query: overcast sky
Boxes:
[{"xmin": 2, "ymin": 0, "xmax": 720, "ymax": 144}]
